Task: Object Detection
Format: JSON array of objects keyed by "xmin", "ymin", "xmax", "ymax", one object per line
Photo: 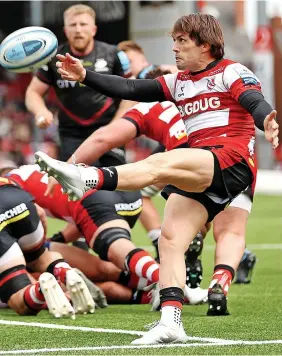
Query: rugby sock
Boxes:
[
  {"xmin": 125, "ymin": 248, "xmax": 159, "ymax": 283},
  {"xmin": 209, "ymin": 264, "xmax": 235, "ymax": 296},
  {"xmin": 147, "ymin": 228, "xmax": 161, "ymax": 244},
  {"xmin": 148, "ymin": 229, "xmax": 161, "ymax": 261},
  {"xmin": 160, "ymin": 287, "xmax": 184, "ymax": 326},
  {"xmin": 24, "ymin": 282, "xmax": 46, "ymax": 311},
  {"xmin": 118, "ymin": 270, "xmax": 149, "ymax": 290},
  {"xmin": 96, "ymin": 167, "xmax": 118, "ymax": 191},
  {"xmin": 47, "ymin": 259, "xmax": 72, "ymax": 285},
  {"xmin": 130, "ymin": 289, "xmax": 152, "ymax": 304}
]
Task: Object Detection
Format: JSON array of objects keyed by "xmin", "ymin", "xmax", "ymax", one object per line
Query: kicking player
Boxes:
[
  {"xmin": 0, "ymin": 176, "xmax": 94, "ymax": 318},
  {"xmin": 35, "ymin": 13, "xmax": 279, "ymax": 344}
]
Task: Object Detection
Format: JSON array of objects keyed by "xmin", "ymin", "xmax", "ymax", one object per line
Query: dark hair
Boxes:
[
  {"xmin": 145, "ymin": 67, "xmax": 171, "ymax": 79},
  {"xmin": 172, "ymin": 13, "xmax": 224, "ymax": 60}
]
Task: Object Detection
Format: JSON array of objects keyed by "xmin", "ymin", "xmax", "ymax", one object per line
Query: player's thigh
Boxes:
[
  {"xmin": 147, "ymin": 148, "xmax": 214, "ymax": 190},
  {"xmin": 213, "ymin": 204, "xmax": 250, "ymax": 240},
  {"xmin": 115, "ymin": 190, "xmax": 143, "ymax": 229},
  {"xmin": 0, "ymin": 186, "xmax": 44, "ymax": 262},
  {"xmin": 10, "ymin": 201, "xmax": 45, "ymax": 263},
  {"xmin": 161, "ymin": 193, "xmax": 208, "ymax": 251},
  {"xmin": 74, "ymin": 190, "xmax": 142, "ymax": 245},
  {"xmin": 0, "ymin": 233, "xmax": 26, "ymax": 273},
  {"xmin": 0, "ymin": 235, "xmax": 31, "ymax": 306},
  {"xmin": 147, "ymin": 148, "xmax": 214, "ymax": 173}
]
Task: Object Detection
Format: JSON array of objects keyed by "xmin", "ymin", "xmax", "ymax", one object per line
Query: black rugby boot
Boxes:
[{"xmin": 207, "ymin": 283, "xmax": 230, "ymax": 316}]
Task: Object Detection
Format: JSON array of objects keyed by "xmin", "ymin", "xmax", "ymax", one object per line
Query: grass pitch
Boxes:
[{"xmin": 0, "ymin": 194, "xmax": 281, "ymax": 355}]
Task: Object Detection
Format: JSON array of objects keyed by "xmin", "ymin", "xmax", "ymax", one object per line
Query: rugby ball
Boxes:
[{"xmin": 0, "ymin": 26, "xmax": 58, "ymax": 73}]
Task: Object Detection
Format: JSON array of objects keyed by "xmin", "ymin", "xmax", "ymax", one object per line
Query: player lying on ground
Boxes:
[
  {"xmin": 36, "ymin": 13, "xmax": 279, "ymax": 344},
  {"xmin": 0, "ymin": 176, "xmax": 94, "ymax": 318},
  {"xmin": 47, "ymin": 240, "xmax": 205, "ymax": 307},
  {"xmin": 2, "ymin": 163, "xmax": 208, "ymax": 308}
]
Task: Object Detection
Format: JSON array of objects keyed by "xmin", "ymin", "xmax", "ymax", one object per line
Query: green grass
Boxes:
[{"xmin": 0, "ymin": 194, "xmax": 282, "ymax": 355}]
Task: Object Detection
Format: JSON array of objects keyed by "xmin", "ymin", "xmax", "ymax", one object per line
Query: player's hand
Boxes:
[
  {"xmin": 44, "ymin": 176, "xmax": 59, "ymax": 197},
  {"xmin": 35, "ymin": 109, "xmax": 54, "ymax": 129},
  {"xmin": 264, "ymin": 110, "xmax": 279, "ymax": 149},
  {"xmin": 56, "ymin": 53, "xmax": 86, "ymax": 82}
]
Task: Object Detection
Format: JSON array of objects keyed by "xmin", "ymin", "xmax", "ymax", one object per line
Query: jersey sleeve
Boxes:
[
  {"xmin": 156, "ymin": 73, "xmax": 178, "ymax": 101},
  {"xmin": 35, "ymin": 63, "xmax": 53, "ymax": 85},
  {"xmin": 114, "ymin": 50, "xmax": 132, "ymax": 78},
  {"xmin": 122, "ymin": 102, "xmax": 152, "ymax": 136},
  {"xmin": 222, "ymin": 63, "xmax": 262, "ymax": 101}
]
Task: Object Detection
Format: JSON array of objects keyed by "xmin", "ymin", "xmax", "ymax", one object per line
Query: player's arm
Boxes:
[
  {"xmin": 25, "ymin": 76, "xmax": 54, "ymax": 129},
  {"xmin": 239, "ymin": 92, "xmax": 279, "ymax": 148},
  {"xmin": 56, "ymin": 53, "xmax": 166, "ymax": 102},
  {"xmin": 223, "ymin": 64, "xmax": 279, "ymax": 148},
  {"xmin": 66, "ymin": 119, "xmax": 138, "ymax": 165}
]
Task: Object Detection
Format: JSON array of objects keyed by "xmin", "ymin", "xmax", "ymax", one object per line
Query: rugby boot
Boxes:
[
  {"xmin": 234, "ymin": 249, "xmax": 257, "ymax": 284},
  {"xmin": 65, "ymin": 269, "xmax": 95, "ymax": 314},
  {"xmin": 39, "ymin": 272, "xmax": 75, "ymax": 319},
  {"xmin": 207, "ymin": 283, "xmax": 229, "ymax": 316},
  {"xmin": 131, "ymin": 320, "xmax": 189, "ymax": 344},
  {"xmin": 35, "ymin": 151, "xmax": 98, "ymax": 201},
  {"xmin": 185, "ymin": 233, "xmax": 204, "ymax": 288}
]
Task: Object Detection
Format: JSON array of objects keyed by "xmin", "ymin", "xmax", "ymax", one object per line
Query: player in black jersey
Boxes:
[
  {"xmin": 25, "ymin": 4, "xmax": 135, "ymax": 251},
  {"xmin": 25, "ymin": 4, "xmax": 132, "ymax": 166}
]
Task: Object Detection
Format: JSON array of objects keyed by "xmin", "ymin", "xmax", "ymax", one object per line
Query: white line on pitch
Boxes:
[
  {"xmin": 1, "ymin": 340, "xmax": 282, "ymax": 354},
  {"xmin": 0, "ymin": 319, "xmax": 228, "ymax": 343}
]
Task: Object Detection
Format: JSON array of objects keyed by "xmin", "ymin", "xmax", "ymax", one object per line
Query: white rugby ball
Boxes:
[{"xmin": 0, "ymin": 26, "xmax": 58, "ymax": 73}]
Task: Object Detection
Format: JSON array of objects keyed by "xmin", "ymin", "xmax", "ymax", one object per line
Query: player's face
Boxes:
[
  {"xmin": 172, "ymin": 32, "xmax": 204, "ymax": 71},
  {"xmin": 64, "ymin": 13, "xmax": 97, "ymax": 53},
  {"xmin": 126, "ymin": 50, "xmax": 150, "ymax": 77}
]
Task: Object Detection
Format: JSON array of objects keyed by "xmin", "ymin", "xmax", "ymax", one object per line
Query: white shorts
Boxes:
[{"xmin": 229, "ymin": 191, "xmax": 252, "ymax": 213}]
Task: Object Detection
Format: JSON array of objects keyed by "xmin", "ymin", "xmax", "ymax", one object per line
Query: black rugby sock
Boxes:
[{"xmin": 97, "ymin": 167, "xmax": 118, "ymax": 190}]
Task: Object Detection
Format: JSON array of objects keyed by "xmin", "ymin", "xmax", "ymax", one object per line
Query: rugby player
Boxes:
[
  {"xmin": 35, "ymin": 13, "xmax": 278, "ymax": 344},
  {"xmin": 0, "ymin": 163, "xmax": 207, "ymax": 308},
  {"xmin": 0, "ymin": 175, "xmax": 94, "ymax": 318},
  {"xmin": 25, "ymin": 4, "xmax": 134, "ymax": 251}
]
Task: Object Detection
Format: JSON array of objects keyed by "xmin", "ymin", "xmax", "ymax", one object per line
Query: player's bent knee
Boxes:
[
  {"xmin": 93, "ymin": 228, "xmax": 131, "ymax": 261},
  {"xmin": 0, "ymin": 265, "xmax": 31, "ymax": 304}
]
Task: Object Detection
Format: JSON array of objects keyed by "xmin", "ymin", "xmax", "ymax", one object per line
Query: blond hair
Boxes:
[
  {"xmin": 64, "ymin": 4, "xmax": 96, "ymax": 24},
  {"xmin": 118, "ymin": 40, "xmax": 144, "ymax": 55}
]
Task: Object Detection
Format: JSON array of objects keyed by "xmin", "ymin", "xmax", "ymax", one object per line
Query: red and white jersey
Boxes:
[
  {"xmin": 123, "ymin": 101, "xmax": 187, "ymax": 150},
  {"xmin": 157, "ymin": 59, "xmax": 260, "ymax": 151},
  {"xmin": 7, "ymin": 165, "xmax": 76, "ymax": 223}
]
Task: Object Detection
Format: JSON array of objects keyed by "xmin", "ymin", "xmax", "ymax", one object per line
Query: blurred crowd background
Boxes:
[{"xmin": 0, "ymin": 0, "xmax": 282, "ymax": 169}]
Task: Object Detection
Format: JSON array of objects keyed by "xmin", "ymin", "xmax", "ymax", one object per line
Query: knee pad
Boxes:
[
  {"xmin": 93, "ymin": 228, "xmax": 131, "ymax": 261},
  {"xmin": 23, "ymin": 241, "xmax": 46, "ymax": 263},
  {"xmin": 0, "ymin": 265, "xmax": 31, "ymax": 303}
]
